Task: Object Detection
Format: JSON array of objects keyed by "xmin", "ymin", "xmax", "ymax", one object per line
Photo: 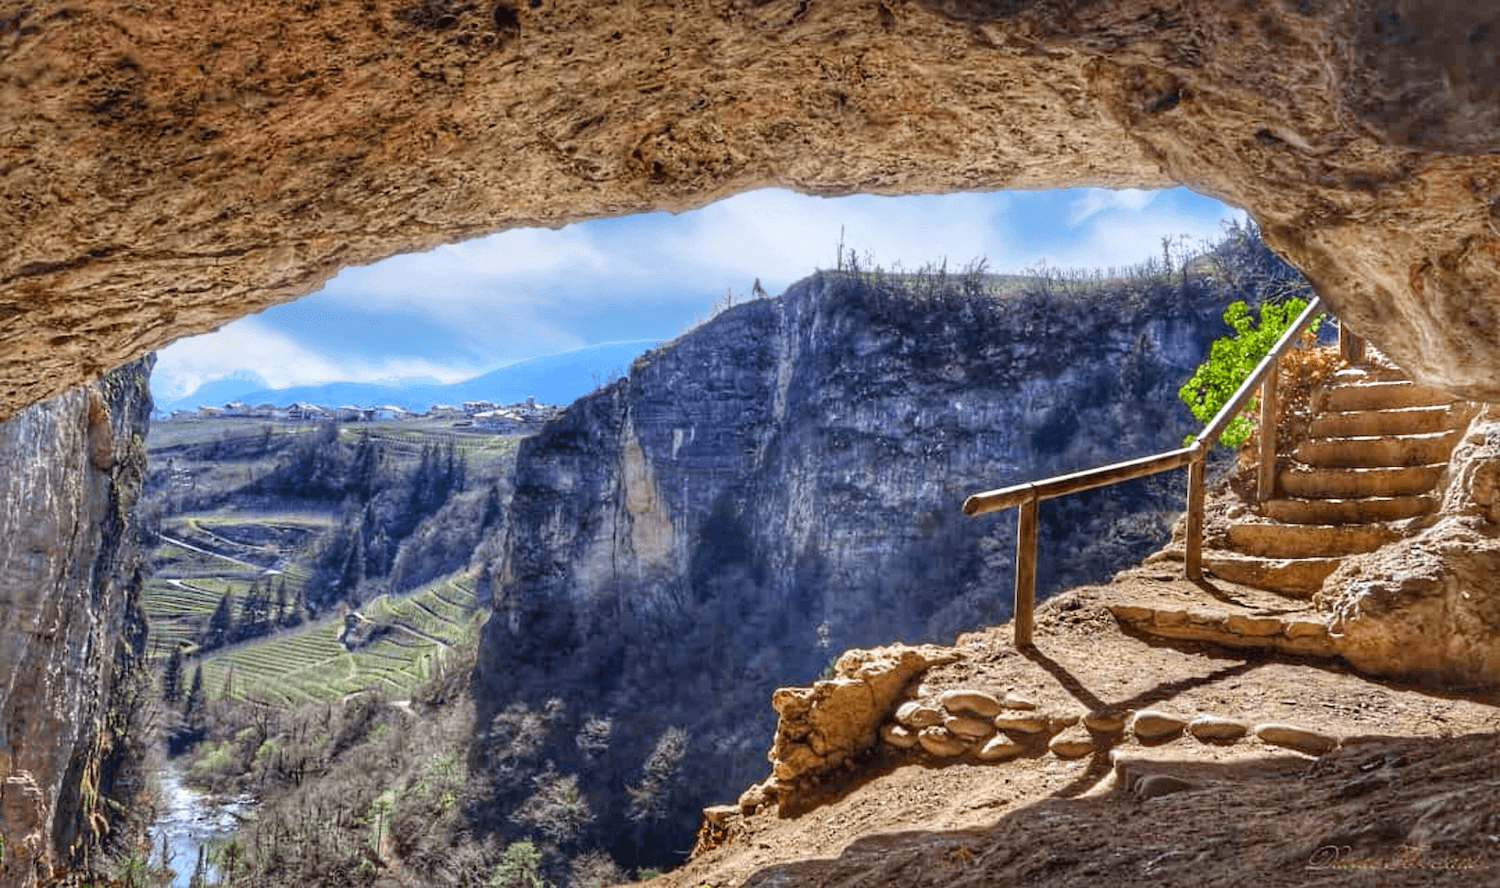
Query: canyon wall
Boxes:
[
  {"xmin": 470, "ymin": 270, "xmax": 1230, "ymax": 865},
  {"xmin": 4, "ymin": 1, "xmax": 1500, "ymax": 412},
  {"xmin": 0, "ymin": 360, "xmax": 154, "ymax": 888}
]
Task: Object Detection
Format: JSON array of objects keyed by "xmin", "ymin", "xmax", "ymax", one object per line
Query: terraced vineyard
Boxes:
[
  {"xmin": 337, "ymin": 421, "xmax": 520, "ymax": 474},
  {"xmin": 144, "ymin": 416, "xmax": 516, "ymax": 707},
  {"xmin": 141, "ymin": 578, "xmax": 228, "ymax": 652},
  {"xmin": 144, "ymin": 515, "xmax": 325, "ymax": 658},
  {"xmin": 194, "ymin": 572, "xmax": 482, "ymax": 705}
]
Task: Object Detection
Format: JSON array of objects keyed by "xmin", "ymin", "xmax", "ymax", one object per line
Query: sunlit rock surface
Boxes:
[
  {"xmin": 1319, "ymin": 408, "xmax": 1500, "ymax": 687},
  {"xmin": 4, "ymin": 1, "xmax": 1500, "ymax": 414}
]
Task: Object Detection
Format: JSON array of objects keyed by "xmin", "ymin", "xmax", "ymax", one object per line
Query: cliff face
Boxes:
[
  {"xmin": 0, "ymin": 359, "xmax": 154, "ymax": 888},
  {"xmin": 471, "ymin": 272, "xmax": 1228, "ymax": 863},
  {"xmin": 5, "ymin": 2, "xmax": 1500, "ymax": 412}
]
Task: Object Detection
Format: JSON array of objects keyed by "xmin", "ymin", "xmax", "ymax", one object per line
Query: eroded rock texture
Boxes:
[
  {"xmin": 0, "ymin": 360, "xmax": 153, "ymax": 888},
  {"xmin": 763, "ymin": 645, "xmax": 960, "ymax": 794},
  {"xmin": 3, "ymin": 0, "xmax": 1500, "ymax": 415}
]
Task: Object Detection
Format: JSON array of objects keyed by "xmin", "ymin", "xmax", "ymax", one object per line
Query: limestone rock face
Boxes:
[
  {"xmin": 471, "ymin": 269, "xmax": 1225, "ymax": 855},
  {"xmin": 1320, "ymin": 518, "xmax": 1500, "ymax": 688},
  {"xmin": 5, "ymin": 1, "xmax": 1500, "ymax": 414},
  {"xmin": 0, "ymin": 360, "xmax": 153, "ymax": 888}
]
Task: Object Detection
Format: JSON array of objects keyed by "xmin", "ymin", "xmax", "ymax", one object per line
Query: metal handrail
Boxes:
[{"xmin": 963, "ymin": 294, "xmax": 1326, "ymax": 645}]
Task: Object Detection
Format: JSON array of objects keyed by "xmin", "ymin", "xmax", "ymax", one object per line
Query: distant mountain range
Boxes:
[{"xmin": 154, "ymin": 340, "xmax": 660, "ymax": 415}]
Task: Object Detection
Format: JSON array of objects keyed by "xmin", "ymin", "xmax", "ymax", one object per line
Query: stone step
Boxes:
[
  {"xmin": 1309, "ymin": 405, "xmax": 1469, "ymax": 438},
  {"xmin": 1109, "ymin": 602, "xmax": 1336, "ymax": 658},
  {"xmin": 1260, "ymin": 495, "xmax": 1437, "ymax": 525},
  {"xmin": 1202, "ymin": 552, "xmax": 1341, "ymax": 598},
  {"xmin": 1278, "ymin": 464, "xmax": 1445, "ymax": 499},
  {"xmin": 1329, "ymin": 363, "xmax": 1408, "ymax": 384},
  {"xmin": 1292, "ymin": 429, "xmax": 1462, "ymax": 469},
  {"xmin": 1225, "ymin": 523, "xmax": 1399, "ymax": 559},
  {"xmin": 1317, "ymin": 380, "xmax": 1458, "ymax": 412}
]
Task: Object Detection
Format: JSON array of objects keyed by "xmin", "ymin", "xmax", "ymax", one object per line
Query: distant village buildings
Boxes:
[
  {"xmin": 286, "ymin": 402, "xmax": 332, "ymax": 422},
  {"xmin": 472, "ymin": 398, "xmax": 559, "ymax": 432},
  {"xmin": 170, "ymin": 395, "xmax": 561, "ymax": 431}
]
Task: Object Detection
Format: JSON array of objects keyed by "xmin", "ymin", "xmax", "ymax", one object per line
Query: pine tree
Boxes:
[
  {"xmin": 274, "ymin": 579, "xmax": 288, "ymax": 625},
  {"xmin": 444, "ymin": 439, "xmax": 457, "ymax": 496},
  {"xmin": 481, "ymin": 483, "xmax": 503, "ymax": 528},
  {"xmin": 353, "ymin": 431, "xmax": 379, "ymax": 498},
  {"xmin": 489, "ymin": 841, "xmax": 545, "ymax": 888},
  {"xmin": 204, "ymin": 592, "xmax": 234, "ymax": 650},
  {"xmin": 184, "ymin": 665, "xmax": 204, "ymax": 718},
  {"xmin": 161, "ymin": 647, "xmax": 184, "ymax": 704},
  {"xmin": 238, "ymin": 580, "xmax": 271, "ymax": 642},
  {"xmin": 291, "ymin": 581, "xmax": 309, "ymax": 624},
  {"xmin": 337, "ymin": 524, "xmax": 366, "ymax": 600}
]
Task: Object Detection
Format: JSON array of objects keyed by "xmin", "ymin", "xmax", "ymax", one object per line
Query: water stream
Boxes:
[{"xmin": 147, "ymin": 763, "xmax": 255, "ymax": 887}]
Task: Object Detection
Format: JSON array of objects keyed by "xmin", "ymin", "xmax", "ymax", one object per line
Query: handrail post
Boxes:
[
  {"xmin": 1257, "ymin": 368, "xmax": 1278, "ymax": 503},
  {"xmin": 964, "ymin": 297, "xmax": 1326, "ymax": 601},
  {"xmin": 1339, "ymin": 319, "xmax": 1365, "ymax": 364},
  {"xmin": 1185, "ymin": 448, "xmax": 1206, "ymax": 581},
  {"xmin": 1014, "ymin": 493, "xmax": 1038, "ymax": 647}
]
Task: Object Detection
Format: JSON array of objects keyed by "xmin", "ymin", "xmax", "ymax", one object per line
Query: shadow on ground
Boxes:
[{"xmin": 744, "ymin": 730, "xmax": 1500, "ymax": 888}]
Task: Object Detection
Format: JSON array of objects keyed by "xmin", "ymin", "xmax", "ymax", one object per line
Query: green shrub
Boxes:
[
  {"xmin": 190, "ymin": 740, "xmax": 233, "ymax": 776},
  {"xmin": 489, "ymin": 841, "xmax": 545, "ymax": 888},
  {"xmin": 1179, "ymin": 298, "xmax": 1319, "ymax": 448}
]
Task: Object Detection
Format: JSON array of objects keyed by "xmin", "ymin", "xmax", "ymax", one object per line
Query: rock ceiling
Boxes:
[{"xmin": 3, "ymin": 0, "xmax": 1499, "ymax": 417}]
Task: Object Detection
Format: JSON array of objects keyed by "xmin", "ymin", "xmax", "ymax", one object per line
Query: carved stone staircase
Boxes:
[
  {"xmin": 1201, "ymin": 362, "xmax": 1476, "ymax": 598},
  {"xmin": 966, "ymin": 305, "xmax": 1482, "ymax": 659}
]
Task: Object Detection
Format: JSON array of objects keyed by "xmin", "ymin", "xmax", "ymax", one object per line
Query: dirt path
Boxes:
[
  {"xmin": 157, "ymin": 533, "xmax": 273, "ymax": 574},
  {"xmin": 660, "ymin": 575, "xmax": 1500, "ymax": 888}
]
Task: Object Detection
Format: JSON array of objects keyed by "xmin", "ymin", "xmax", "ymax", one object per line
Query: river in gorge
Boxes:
[{"xmin": 147, "ymin": 763, "xmax": 256, "ymax": 886}]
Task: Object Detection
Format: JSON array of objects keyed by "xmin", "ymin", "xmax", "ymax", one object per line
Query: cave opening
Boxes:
[{"xmin": 129, "ymin": 184, "xmax": 1256, "ymax": 881}]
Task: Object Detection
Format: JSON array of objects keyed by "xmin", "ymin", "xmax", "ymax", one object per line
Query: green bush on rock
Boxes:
[{"xmin": 1179, "ymin": 297, "xmax": 1318, "ymax": 448}]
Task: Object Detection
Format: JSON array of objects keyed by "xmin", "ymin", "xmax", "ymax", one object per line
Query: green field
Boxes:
[
  {"xmin": 143, "ymin": 416, "xmax": 511, "ymax": 706},
  {"xmin": 145, "ymin": 512, "xmax": 329, "ymax": 657},
  {"xmin": 143, "ymin": 512, "xmax": 483, "ymax": 703},
  {"xmin": 152, "ymin": 416, "xmax": 521, "ymax": 473},
  {"xmin": 334, "ymin": 421, "xmax": 521, "ymax": 475},
  {"xmin": 193, "ymin": 572, "xmax": 482, "ymax": 705}
]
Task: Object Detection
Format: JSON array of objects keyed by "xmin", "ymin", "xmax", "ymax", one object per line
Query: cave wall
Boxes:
[
  {"xmin": 4, "ymin": 0, "xmax": 1500, "ymax": 414},
  {"xmin": 0, "ymin": 360, "xmax": 154, "ymax": 888}
]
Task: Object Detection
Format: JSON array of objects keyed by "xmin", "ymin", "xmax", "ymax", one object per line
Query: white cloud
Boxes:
[
  {"xmin": 1067, "ymin": 188, "xmax": 1158, "ymax": 226},
  {"xmin": 152, "ymin": 316, "xmax": 477, "ymax": 401},
  {"xmin": 311, "ymin": 189, "xmax": 1018, "ymax": 320},
  {"xmin": 152, "ymin": 188, "xmax": 1251, "ymax": 400},
  {"xmin": 669, "ymin": 189, "xmax": 1006, "ymax": 287},
  {"xmin": 1047, "ymin": 205, "xmax": 1249, "ymax": 272},
  {"xmin": 312, "ymin": 223, "xmax": 613, "ymax": 315}
]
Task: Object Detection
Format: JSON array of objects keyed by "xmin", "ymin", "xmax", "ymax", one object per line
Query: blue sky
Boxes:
[{"xmin": 153, "ymin": 187, "xmax": 1247, "ymax": 403}]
